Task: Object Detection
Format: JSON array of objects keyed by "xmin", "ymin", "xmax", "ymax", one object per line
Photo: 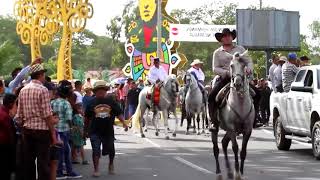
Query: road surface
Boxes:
[{"xmin": 74, "ymin": 118, "xmax": 320, "ymax": 180}]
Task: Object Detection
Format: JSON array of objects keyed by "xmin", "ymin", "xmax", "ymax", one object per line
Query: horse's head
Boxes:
[
  {"xmin": 229, "ymin": 50, "xmax": 249, "ymax": 91},
  {"xmin": 185, "ymin": 71, "xmax": 197, "ymax": 89},
  {"xmin": 164, "ymin": 74, "xmax": 179, "ymax": 96}
]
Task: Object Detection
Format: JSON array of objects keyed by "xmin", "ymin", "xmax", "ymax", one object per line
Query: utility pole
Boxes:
[
  {"xmin": 157, "ymin": 0, "xmax": 162, "ymax": 58},
  {"xmin": 259, "ymin": 0, "xmax": 263, "ymax": 9}
]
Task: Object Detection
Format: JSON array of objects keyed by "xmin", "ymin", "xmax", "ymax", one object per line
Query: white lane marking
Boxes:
[
  {"xmin": 174, "ymin": 156, "xmax": 213, "ymax": 174},
  {"xmin": 145, "ymin": 138, "xmax": 162, "ymax": 148},
  {"xmin": 262, "ymin": 129, "xmax": 312, "ymax": 148},
  {"xmin": 134, "ymin": 134, "xmax": 161, "ymax": 148}
]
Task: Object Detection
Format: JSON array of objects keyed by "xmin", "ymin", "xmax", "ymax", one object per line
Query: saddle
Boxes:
[
  {"xmin": 215, "ymin": 83, "xmax": 257, "ymax": 108},
  {"xmin": 146, "ymin": 83, "xmax": 163, "ymax": 107},
  {"xmin": 216, "ymin": 83, "xmax": 231, "ymax": 108}
]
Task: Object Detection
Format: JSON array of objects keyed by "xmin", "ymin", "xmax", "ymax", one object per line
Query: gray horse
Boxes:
[
  {"xmin": 134, "ymin": 75, "xmax": 179, "ymax": 139},
  {"xmin": 185, "ymin": 72, "xmax": 207, "ymax": 135},
  {"xmin": 209, "ymin": 51, "xmax": 255, "ymax": 180}
]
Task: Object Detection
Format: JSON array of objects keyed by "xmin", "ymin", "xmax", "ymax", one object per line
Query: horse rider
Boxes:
[
  {"xmin": 208, "ymin": 28, "xmax": 253, "ymax": 129},
  {"xmin": 147, "ymin": 57, "xmax": 168, "ymax": 108},
  {"xmin": 185, "ymin": 59, "xmax": 207, "ymax": 102}
]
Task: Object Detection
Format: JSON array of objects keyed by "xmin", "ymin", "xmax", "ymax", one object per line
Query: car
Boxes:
[{"xmin": 270, "ymin": 65, "xmax": 320, "ymax": 159}]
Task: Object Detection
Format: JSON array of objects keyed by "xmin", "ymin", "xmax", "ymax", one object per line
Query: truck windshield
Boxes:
[{"xmin": 318, "ymin": 69, "xmax": 320, "ymax": 89}]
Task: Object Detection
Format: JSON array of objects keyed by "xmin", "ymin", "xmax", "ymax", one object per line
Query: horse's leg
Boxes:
[
  {"xmin": 186, "ymin": 113, "xmax": 191, "ymax": 135},
  {"xmin": 201, "ymin": 108, "xmax": 206, "ymax": 134},
  {"xmin": 196, "ymin": 114, "xmax": 201, "ymax": 135},
  {"xmin": 172, "ymin": 110, "xmax": 178, "ymax": 137},
  {"xmin": 162, "ymin": 110, "xmax": 170, "ymax": 140},
  {"xmin": 192, "ymin": 115, "xmax": 196, "ymax": 133},
  {"xmin": 211, "ymin": 128, "xmax": 222, "ymax": 180},
  {"xmin": 140, "ymin": 105, "xmax": 147, "ymax": 138},
  {"xmin": 240, "ymin": 130, "xmax": 252, "ymax": 177},
  {"xmin": 152, "ymin": 110, "xmax": 159, "ymax": 136},
  {"xmin": 144, "ymin": 109, "xmax": 149, "ymax": 132},
  {"xmin": 231, "ymin": 132, "xmax": 241, "ymax": 180},
  {"xmin": 222, "ymin": 132, "xmax": 233, "ymax": 179}
]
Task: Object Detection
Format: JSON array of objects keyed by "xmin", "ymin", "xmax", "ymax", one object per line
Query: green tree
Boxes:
[{"xmin": 0, "ymin": 41, "xmax": 23, "ymax": 76}]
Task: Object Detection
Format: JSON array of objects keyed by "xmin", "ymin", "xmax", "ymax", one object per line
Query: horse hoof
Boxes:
[
  {"xmin": 227, "ymin": 171, "xmax": 234, "ymax": 179},
  {"xmin": 144, "ymin": 129, "xmax": 148, "ymax": 132},
  {"xmin": 165, "ymin": 136, "xmax": 170, "ymax": 140},
  {"xmin": 216, "ymin": 174, "xmax": 223, "ymax": 180},
  {"xmin": 141, "ymin": 134, "xmax": 146, "ymax": 138},
  {"xmin": 172, "ymin": 133, "xmax": 176, "ymax": 137},
  {"xmin": 185, "ymin": 131, "xmax": 189, "ymax": 135},
  {"xmin": 201, "ymin": 130, "xmax": 206, "ymax": 134},
  {"xmin": 197, "ymin": 131, "xmax": 201, "ymax": 135},
  {"xmin": 155, "ymin": 132, "xmax": 159, "ymax": 136},
  {"xmin": 234, "ymin": 173, "xmax": 241, "ymax": 180}
]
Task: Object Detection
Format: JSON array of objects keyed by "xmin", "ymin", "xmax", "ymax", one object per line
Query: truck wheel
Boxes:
[
  {"xmin": 274, "ymin": 117, "xmax": 292, "ymax": 151},
  {"xmin": 312, "ymin": 121, "xmax": 320, "ymax": 160}
]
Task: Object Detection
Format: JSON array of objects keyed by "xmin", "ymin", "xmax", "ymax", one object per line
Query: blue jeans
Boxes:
[
  {"xmin": 128, "ymin": 104, "xmax": 137, "ymax": 118},
  {"xmin": 57, "ymin": 131, "xmax": 74, "ymax": 175}
]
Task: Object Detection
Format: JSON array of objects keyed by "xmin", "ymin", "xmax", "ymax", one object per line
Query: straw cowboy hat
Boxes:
[
  {"xmin": 29, "ymin": 64, "xmax": 47, "ymax": 75},
  {"xmin": 278, "ymin": 56, "xmax": 287, "ymax": 62},
  {"xmin": 93, "ymin": 80, "xmax": 108, "ymax": 92},
  {"xmin": 190, "ymin": 59, "xmax": 204, "ymax": 66},
  {"xmin": 215, "ymin": 28, "xmax": 237, "ymax": 42}
]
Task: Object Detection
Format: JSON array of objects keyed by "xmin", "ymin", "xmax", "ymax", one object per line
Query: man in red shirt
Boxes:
[{"xmin": 0, "ymin": 94, "xmax": 18, "ymax": 180}]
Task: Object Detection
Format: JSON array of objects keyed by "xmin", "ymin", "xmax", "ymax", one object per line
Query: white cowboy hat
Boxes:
[
  {"xmin": 190, "ymin": 59, "xmax": 204, "ymax": 66},
  {"xmin": 278, "ymin": 56, "xmax": 287, "ymax": 62}
]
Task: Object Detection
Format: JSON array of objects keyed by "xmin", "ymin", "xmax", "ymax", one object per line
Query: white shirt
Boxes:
[
  {"xmin": 269, "ymin": 63, "xmax": 277, "ymax": 90},
  {"xmin": 148, "ymin": 65, "xmax": 168, "ymax": 84},
  {"xmin": 273, "ymin": 65, "xmax": 282, "ymax": 88},
  {"xmin": 74, "ymin": 91, "xmax": 83, "ymax": 104},
  {"xmin": 187, "ymin": 67, "xmax": 205, "ymax": 81}
]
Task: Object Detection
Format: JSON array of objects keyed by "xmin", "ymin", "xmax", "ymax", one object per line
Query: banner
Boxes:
[{"xmin": 169, "ymin": 24, "xmax": 236, "ymax": 42}]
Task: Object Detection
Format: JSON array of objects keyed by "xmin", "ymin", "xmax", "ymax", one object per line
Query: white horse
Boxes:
[
  {"xmin": 185, "ymin": 72, "xmax": 207, "ymax": 135},
  {"xmin": 133, "ymin": 75, "xmax": 179, "ymax": 139}
]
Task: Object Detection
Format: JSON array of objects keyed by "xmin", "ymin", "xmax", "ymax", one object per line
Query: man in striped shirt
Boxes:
[
  {"xmin": 16, "ymin": 64, "xmax": 56, "ymax": 180},
  {"xmin": 282, "ymin": 53, "xmax": 300, "ymax": 92}
]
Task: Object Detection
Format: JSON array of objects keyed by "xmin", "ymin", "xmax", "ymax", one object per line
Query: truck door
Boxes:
[
  {"xmin": 298, "ymin": 70, "xmax": 313, "ymax": 132},
  {"xmin": 287, "ymin": 70, "xmax": 307, "ymax": 131}
]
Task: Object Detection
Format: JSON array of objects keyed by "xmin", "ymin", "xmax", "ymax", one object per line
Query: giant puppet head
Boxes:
[{"xmin": 139, "ymin": 0, "xmax": 157, "ymax": 22}]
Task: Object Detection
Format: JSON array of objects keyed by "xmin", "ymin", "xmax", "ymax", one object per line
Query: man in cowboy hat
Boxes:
[
  {"xmin": 282, "ymin": 53, "xmax": 300, "ymax": 92},
  {"xmin": 208, "ymin": 28, "xmax": 253, "ymax": 128},
  {"xmin": 185, "ymin": 59, "xmax": 206, "ymax": 102},
  {"xmin": 148, "ymin": 57, "xmax": 168, "ymax": 84},
  {"xmin": 17, "ymin": 63, "xmax": 60, "ymax": 180},
  {"xmin": 147, "ymin": 57, "xmax": 168, "ymax": 109},
  {"xmin": 85, "ymin": 80, "xmax": 128, "ymax": 177},
  {"xmin": 273, "ymin": 56, "xmax": 286, "ymax": 93}
]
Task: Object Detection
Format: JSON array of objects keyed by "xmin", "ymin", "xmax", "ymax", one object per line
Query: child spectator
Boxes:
[{"xmin": 71, "ymin": 103, "xmax": 88, "ymax": 165}]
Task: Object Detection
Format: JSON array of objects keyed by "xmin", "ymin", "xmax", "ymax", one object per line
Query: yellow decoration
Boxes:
[
  {"xmin": 14, "ymin": 0, "xmax": 93, "ymax": 81},
  {"xmin": 14, "ymin": 0, "xmax": 61, "ymax": 61},
  {"xmin": 56, "ymin": 0, "xmax": 93, "ymax": 80}
]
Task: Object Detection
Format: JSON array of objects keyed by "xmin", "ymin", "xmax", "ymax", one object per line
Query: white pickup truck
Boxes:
[{"xmin": 270, "ymin": 65, "xmax": 320, "ymax": 159}]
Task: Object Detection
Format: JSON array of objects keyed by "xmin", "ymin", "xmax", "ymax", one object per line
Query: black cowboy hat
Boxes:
[{"xmin": 215, "ymin": 28, "xmax": 237, "ymax": 42}]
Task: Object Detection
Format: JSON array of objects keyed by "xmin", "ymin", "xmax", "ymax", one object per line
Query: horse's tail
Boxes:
[{"xmin": 132, "ymin": 103, "xmax": 142, "ymax": 132}]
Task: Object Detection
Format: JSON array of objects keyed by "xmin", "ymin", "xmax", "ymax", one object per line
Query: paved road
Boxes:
[{"xmin": 74, "ymin": 117, "xmax": 320, "ymax": 180}]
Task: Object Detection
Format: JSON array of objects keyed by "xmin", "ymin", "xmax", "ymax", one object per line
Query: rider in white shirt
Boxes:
[
  {"xmin": 148, "ymin": 57, "xmax": 168, "ymax": 84},
  {"xmin": 187, "ymin": 59, "xmax": 205, "ymax": 84},
  {"xmin": 147, "ymin": 57, "xmax": 168, "ymax": 109},
  {"xmin": 186, "ymin": 59, "xmax": 206, "ymax": 102}
]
